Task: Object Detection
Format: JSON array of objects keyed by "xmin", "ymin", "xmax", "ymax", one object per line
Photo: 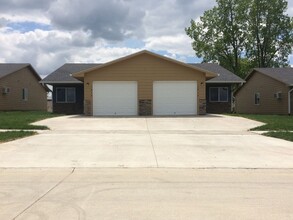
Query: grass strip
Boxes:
[
  {"xmin": 0, "ymin": 131, "xmax": 36, "ymax": 143},
  {"xmin": 230, "ymin": 114, "xmax": 293, "ymax": 131},
  {"xmin": 264, "ymin": 131, "xmax": 293, "ymax": 142},
  {"xmin": 0, "ymin": 111, "xmax": 61, "ymax": 130}
]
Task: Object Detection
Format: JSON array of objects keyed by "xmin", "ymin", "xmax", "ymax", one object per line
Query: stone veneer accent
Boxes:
[
  {"xmin": 84, "ymin": 100, "xmax": 91, "ymax": 116},
  {"xmin": 139, "ymin": 99, "xmax": 152, "ymax": 116},
  {"xmin": 199, "ymin": 99, "xmax": 206, "ymax": 115}
]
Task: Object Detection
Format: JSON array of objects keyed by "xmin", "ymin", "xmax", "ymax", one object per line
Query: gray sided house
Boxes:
[
  {"xmin": 235, "ymin": 68, "xmax": 293, "ymax": 115},
  {"xmin": 190, "ymin": 63, "xmax": 245, "ymax": 113},
  {"xmin": 42, "ymin": 51, "xmax": 244, "ymax": 115},
  {"xmin": 41, "ymin": 64, "xmax": 100, "ymax": 114},
  {"xmin": 0, "ymin": 63, "xmax": 47, "ymax": 111}
]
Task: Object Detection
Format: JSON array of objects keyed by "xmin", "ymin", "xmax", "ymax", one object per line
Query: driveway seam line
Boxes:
[
  {"xmin": 145, "ymin": 118, "xmax": 159, "ymax": 168},
  {"xmin": 12, "ymin": 167, "xmax": 76, "ymax": 220}
]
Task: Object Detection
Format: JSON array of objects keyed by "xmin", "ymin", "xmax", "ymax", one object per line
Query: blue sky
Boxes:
[
  {"xmin": 0, "ymin": 0, "xmax": 292, "ymax": 77},
  {"xmin": 6, "ymin": 21, "xmax": 51, "ymax": 33}
]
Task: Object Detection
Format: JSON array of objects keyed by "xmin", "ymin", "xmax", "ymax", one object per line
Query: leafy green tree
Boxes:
[
  {"xmin": 247, "ymin": 0, "xmax": 293, "ymax": 67},
  {"xmin": 186, "ymin": 0, "xmax": 293, "ymax": 78}
]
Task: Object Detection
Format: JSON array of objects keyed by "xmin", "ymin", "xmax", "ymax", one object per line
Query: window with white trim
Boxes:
[
  {"xmin": 56, "ymin": 87, "xmax": 76, "ymax": 103},
  {"xmin": 255, "ymin": 92, "xmax": 260, "ymax": 105},
  {"xmin": 209, "ymin": 87, "xmax": 228, "ymax": 102},
  {"xmin": 22, "ymin": 88, "xmax": 28, "ymax": 101}
]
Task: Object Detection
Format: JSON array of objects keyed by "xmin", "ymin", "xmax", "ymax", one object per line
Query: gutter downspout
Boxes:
[
  {"xmin": 288, "ymin": 87, "xmax": 293, "ymax": 115},
  {"xmin": 232, "ymin": 83, "xmax": 244, "ymax": 113},
  {"xmin": 231, "ymin": 92, "xmax": 235, "ymax": 113}
]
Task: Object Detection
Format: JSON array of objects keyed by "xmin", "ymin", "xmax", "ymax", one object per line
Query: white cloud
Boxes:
[
  {"xmin": 142, "ymin": 0, "xmax": 216, "ymax": 37},
  {"xmin": 287, "ymin": 0, "xmax": 293, "ymax": 16},
  {"xmin": 0, "ymin": 14, "xmax": 50, "ymax": 24},
  {"xmin": 0, "ymin": 27, "xmax": 143, "ymax": 77},
  {"xmin": 145, "ymin": 34, "xmax": 194, "ymax": 56},
  {"xmin": 0, "ymin": 29, "xmax": 89, "ymax": 75},
  {"xmin": 0, "ymin": 0, "xmax": 51, "ymax": 24},
  {"xmin": 68, "ymin": 47, "xmax": 142, "ymax": 63},
  {"xmin": 289, "ymin": 54, "xmax": 293, "ymax": 67},
  {"xmin": 0, "ymin": 0, "xmax": 292, "ymax": 77},
  {"xmin": 48, "ymin": 0, "xmax": 145, "ymax": 41}
]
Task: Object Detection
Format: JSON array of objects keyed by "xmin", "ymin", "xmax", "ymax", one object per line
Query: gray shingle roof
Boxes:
[
  {"xmin": 41, "ymin": 63, "xmax": 101, "ymax": 83},
  {"xmin": 253, "ymin": 68, "xmax": 293, "ymax": 86},
  {"xmin": 0, "ymin": 63, "xmax": 30, "ymax": 79},
  {"xmin": 42, "ymin": 62, "xmax": 244, "ymax": 84},
  {"xmin": 190, "ymin": 63, "xmax": 245, "ymax": 83}
]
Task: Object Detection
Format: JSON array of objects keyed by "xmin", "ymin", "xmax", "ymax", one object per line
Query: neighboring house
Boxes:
[
  {"xmin": 0, "ymin": 64, "xmax": 47, "ymax": 111},
  {"xmin": 42, "ymin": 50, "xmax": 243, "ymax": 116},
  {"xmin": 235, "ymin": 68, "xmax": 293, "ymax": 115}
]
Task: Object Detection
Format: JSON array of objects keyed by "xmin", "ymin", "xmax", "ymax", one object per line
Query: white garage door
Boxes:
[
  {"xmin": 93, "ymin": 81, "xmax": 137, "ymax": 116},
  {"xmin": 153, "ymin": 81, "xmax": 197, "ymax": 115}
]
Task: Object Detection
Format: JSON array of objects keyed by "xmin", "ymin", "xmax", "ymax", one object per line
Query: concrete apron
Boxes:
[
  {"xmin": 0, "ymin": 115, "xmax": 292, "ymax": 168},
  {"xmin": 1, "ymin": 115, "xmax": 293, "ymax": 220},
  {"xmin": 1, "ymin": 168, "xmax": 293, "ymax": 220}
]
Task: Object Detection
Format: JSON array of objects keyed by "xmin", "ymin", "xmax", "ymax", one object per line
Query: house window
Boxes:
[
  {"xmin": 56, "ymin": 87, "xmax": 76, "ymax": 103},
  {"xmin": 255, "ymin": 93, "xmax": 260, "ymax": 105},
  {"xmin": 209, "ymin": 87, "xmax": 228, "ymax": 102},
  {"xmin": 22, "ymin": 88, "xmax": 28, "ymax": 101}
]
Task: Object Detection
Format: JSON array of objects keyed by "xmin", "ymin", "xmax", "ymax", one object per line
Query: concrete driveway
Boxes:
[
  {"xmin": 1, "ymin": 115, "xmax": 293, "ymax": 220},
  {"xmin": 2, "ymin": 168, "xmax": 293, "ymax": 220},
  {"xmin": 0, "ymin": 114, "xmax": 292, "ymax": 168}
]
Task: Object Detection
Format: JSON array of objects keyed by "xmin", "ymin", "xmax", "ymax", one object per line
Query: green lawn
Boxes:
[
  {"xmin": 0, "ymin": 111, "xmax": 61, "ymax": 130},
  {"xmin": 231, "ymin": 114, "xmax": 293, "ymax": 142},
  {"xmin": 232, "ymin": 114, "xmax": 293, "ymax": 131},
  {"xmin": 0, "ymin": 131, "xmax": 36, "ymax": 143},
  {"xmin": 0, "ymin": 111, "xmax": 61, "ymax": 143},
  {"xmin": 264, "ymin": 131, "xmax": 293, "ymax": 142}
]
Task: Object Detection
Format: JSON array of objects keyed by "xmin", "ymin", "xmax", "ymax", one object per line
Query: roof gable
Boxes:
[
  {"xmin": 234, "ymin": 67, "xmax": 293, "ymax": 95},
  {"xmin": 252, "ymin": 68, "xmax": 293, "ymax": 86},
  {"xmin": 72, "ymin": 50, "xmax": 217, "ymax": 79},
  {"xmin": 0, "ymin": 63, "xmax": 30, "ymax": 79},
  {"xmin": 0, "ymin": 63, "xmax": 48, "ymax": 91}
]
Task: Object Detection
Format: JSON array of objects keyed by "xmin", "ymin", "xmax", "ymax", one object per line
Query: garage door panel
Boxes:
[
  {"xmin": 93, "ymin": 81, "xmax": 137, "ymax": 116},
  {"xmin": 153, "ymin": 81, "xmax": 197, "ymax": 115}
]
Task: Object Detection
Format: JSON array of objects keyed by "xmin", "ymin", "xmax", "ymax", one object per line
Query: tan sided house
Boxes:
[
  {"xmin": 42, "ymin": 50, "xmax": 244, "ymax": 116},
  {"xmin": 0, "ymin": 64, "xmax": 47, "ymax": 111},
  {"xmin": 235, "ymin": 68, "xmax": 293, "ymax": 115}
]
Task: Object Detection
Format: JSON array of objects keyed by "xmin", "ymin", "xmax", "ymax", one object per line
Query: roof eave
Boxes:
[
  {"xmin": 206, "ymin": 81, "xmax": 245, "ymax": 84},
  {"xmin": 72, "ymin": 74, "xmax": 85, "ymax": 79},
  {"xmin": 40, "ymin": 81, "xmax": 83, "ymax": 84},
  {"xmin": 205, "ymin": 73, "xmax": 218, "ymax": 79},
  {"xmin": 72, "ymin": 50, "xmax": 218, "ymax": 78}
]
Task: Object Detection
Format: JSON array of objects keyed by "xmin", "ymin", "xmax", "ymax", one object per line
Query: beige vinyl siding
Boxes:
[
  {"xmin": 84, "ymin": 53, "xmax": 206, "ymax": 115},
  {"xmin": 0, "ymin": 67, "xmax": 47, "ymax": 111},
  {"xmin": 235, "ymin": 71, "xmax": 289, "ymax": 114}
]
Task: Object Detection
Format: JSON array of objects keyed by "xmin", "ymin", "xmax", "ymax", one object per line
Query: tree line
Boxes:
[{"xmin": 186, "ymin": 0, "xmax": 293, "ymax": 78}]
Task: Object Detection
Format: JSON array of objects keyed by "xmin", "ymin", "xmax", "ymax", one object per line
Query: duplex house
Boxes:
[
  {"xmin": 0, "ymin": 63, "xmax": 47, "ymax": 111},
  {"xmin": 42, "ymin": 50, "xmax": 244, "ymax": 116},
  {"xmin": 235, "ymin": 68, "xmax": 293, "ymax": 115}
]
